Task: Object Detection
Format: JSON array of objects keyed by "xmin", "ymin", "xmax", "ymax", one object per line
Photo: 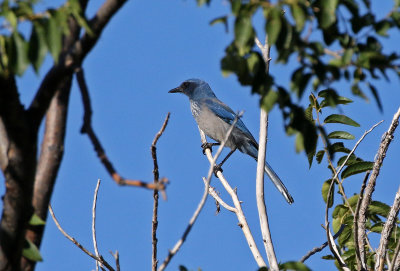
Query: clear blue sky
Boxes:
[{"xmin": 3, "ymin": 0, "xmax": 400, "ymax": 270}]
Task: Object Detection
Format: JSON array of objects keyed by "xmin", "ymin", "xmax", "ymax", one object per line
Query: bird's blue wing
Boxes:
[{"xmin": 203, "ymin": 98, "xmax": 254, "ymax": 138}]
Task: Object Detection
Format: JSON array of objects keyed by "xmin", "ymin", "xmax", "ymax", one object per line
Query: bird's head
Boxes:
[{"xmin": 169, "ymin": 79, "xmax": 216, "ymax": 99}]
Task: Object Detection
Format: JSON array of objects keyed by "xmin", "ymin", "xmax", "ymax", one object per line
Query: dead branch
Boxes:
[
  {"xmin": 357, "ymin": 107, "xmax": 400, "ymax": 267},
  {"xmin": 203, "ymin": 178, "xmax": 236, "ymax": 213},
  {"xmin": 151, "ymin": 113, "xmax": 170, "ymax": 271},
  {"xmin": 157, "ymin": 114, "xmax": 241, "ymax": 271},
  {"xmin": 92, "ymin": 179, "xmax": 102, "ymax": 271},
  {"xmin": 75, "ymin": 67, "xmax": 166, "ymax": 191},
  {"xmin": 300, "ymin": 224, "xmax": 346, "ymax": 263},
  {"xmin": 48, "ymin": 204, "xmax": 115, "ymax": 271},
  {"xmin": 254, "ymin": 35, "xmax": 279, "ymax": 271}
]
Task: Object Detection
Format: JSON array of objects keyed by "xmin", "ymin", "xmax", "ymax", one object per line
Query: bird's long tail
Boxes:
[{"xmin": 264, "ymin": 162, "xmax": 294, "ymax": 204}]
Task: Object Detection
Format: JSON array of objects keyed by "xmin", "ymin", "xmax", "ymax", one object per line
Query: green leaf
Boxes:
[
  {"xmin": 328, "ymin": 131, "xmax": 355, "ymax": 140},
  {"xmin": 342, "ymin": 48, "xmax": 353, "ymax": 66},
  {"xmin": 374, "ymin": 20, "xmax": 391, "ymax": 36},
  {"xmin": 295, "ymin": 132, "xmax": 304, "ymax": 153},
  {"xmin": 316, "ymin": 150, "xmax": 325, "ymax": 163},
  {"xmin": 29, "ymin": 214, "xmax": 46, "ymax": 226},
  {"xmin": 210, "ymin": 16, "xmax": 228, "ymax": 32},
  {"xmin": 10, "ymin": 32, "xmax": 29, "ymax": 76},
  {"xmin": 322, "ymin": 179, "xmax": 334, "ymax": 208},
  {"xmin": 68, "ymin": 0, "xmax": 94, "ymax": 36},
  {"xmin": 319, "ymin": 89, "xmax": 353, "ymax": 108},
  {"xmin": 5, "ymin": 9, "xmax": 17, "ymax": 30},
  {"xmin": 368, "ymin": 201, "xmax": 391, "ymax": 217},
  {"xmin": 291, "ymin": 4, "xmax": 306, "ymax": 32},
  {"xmin": 22, "ymin": 239, "xmax": 43, "ymax": 262},
  {"xmin": 196, "ymin": 0, "xmax": 210, "ymax": 6},
  {"xmin": 319, "ymin": 0, "xmax": 338, "ymax": 29},
  {"xmin": 324, "ymin": 114, "xmax": 360, "ymax": 127},
  {"xmin": 266, "ymin": 7, "xmax": 282, "ymax": 45},
  {"xmin": 45, "ymin": 14, "xmax": 62, "ymax": 62},
  {"xmin": 234, "ymin": 15, "xmax": 253, "ymax": 55},
  {"xmin": 351, "ymin": 84, "xmax": 369, "ymax": 101},
  {"xmin": 341, "ymin": 161, "xmax": 373, "ymax": 179},
  {"xmin": 29, "ymin": 21, "xmax": 48, "ymax": 73},
  {"xmin": 367, "ymin": 82, "xmax": 383, "ymax": 112},
  {"xmin": 279, "ymin": 261, "xmax": 311, "ymax": 271}
]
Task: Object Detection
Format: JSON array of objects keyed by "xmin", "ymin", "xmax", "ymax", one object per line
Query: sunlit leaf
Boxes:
[
  {"xmin": 291, "ymin": 3, "xmax": 306, "ymax": 32},
  {"xmin": 10, "ymin": 32, "xmax": 29, "ymax": 76},
  {"xmin": 368, "ymin": 201, "xmax": 391, "ymax": 217},
  {"xmin": 210, "ymin": 16, "xmax": 228, "ymax": 32},
  {"xmin": 328, "ymin": 131, "xmax": 355, "ymax": 140},
  {"xmin": 22, "ymin": 239, "xmax": 43, "ymax": 262},
  {"xmin": 322, "ymin": 179, "xmax": 334, "ymax": 207},
  {"xmin": 279, "ymin": 261, "xmax": 311, "ymax": 271},
  {"xmin": 266, "ymin": 7, "xmax": 282, "ymax": 45},
  {"xmin": 324, "ymin": 114, "xmax": 360, "ymax": 127},
  {"xmin": 234, "ymin": 15, "xmax": 253, "ymax": 55},
  {"xmin": 341, "ymin": 161, "xmax": 373, "ymax": 178},
  {"xmin": 45, "ymin": 14, "xmax": 62, "ymax": 62}
]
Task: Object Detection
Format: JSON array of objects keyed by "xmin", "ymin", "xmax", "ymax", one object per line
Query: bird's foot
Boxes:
[
  {"xmin": 213, "ymin": 163, "xmax": 223, "ymax": 177},
  {"xmin": 201, "ymin": 142, "xmax": 214, "ymax": 155}
]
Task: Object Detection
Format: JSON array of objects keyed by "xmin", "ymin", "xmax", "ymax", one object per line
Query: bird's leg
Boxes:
[
  {"xmin": 214, "ymin": 148, "xmax": 236, "ymax": 176},
  {"xmin": 201, "ymin": 142, "xmax": 220, "ymax": 154}
]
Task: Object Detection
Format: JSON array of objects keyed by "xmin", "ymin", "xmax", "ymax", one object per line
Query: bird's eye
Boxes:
[{"xmin": 181, "ymin": 82, "xmax": 190, "ymax": 88}]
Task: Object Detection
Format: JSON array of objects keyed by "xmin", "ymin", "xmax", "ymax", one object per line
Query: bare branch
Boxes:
[
  {"xmin": 110, "ymin": 251, "xmax": 120, "ymax": 271},
  {"xmin": 158, "ymin": 114, "xmax": 241, "ymax": 271},
  {"xmin": 48, "ymin": 204, "xmax": 115, "ymax": 271},
  {"xmin": 375, "ymin": 186, "xmax": 400, "ymax": 271},
  {"xmin": 92, "ymin": 179, "xmax": 102, "ymax": 271},
  {"xmin": 300, "ymin": 224, "xmax": 346, "ymax": 263},
  {"xmin": 151, "ymin": 113, "xmax": 171, "ymax": 271},
  {"xmin": 254, "ymin": 35, "xmax": 279, "ymax": 271},
  {"xmin": 358, "ymin": 107, "xmax": 400, "ymax": 267},
  {"xmin": 76, "ymin": 68, "xmax": 166, "ymax": 191},
  {"xmin": 325, "ymin": 223, "xmax": 351, "ymax": 271},
  {"xmin": 203, "ymin": 178, "xmax": 236, "ymax": 213}
]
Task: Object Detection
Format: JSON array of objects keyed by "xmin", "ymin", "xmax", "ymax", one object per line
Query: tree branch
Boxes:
[
  {"xmin": 76, "ymin": 68, "xmax": 166, "ymax": 190},
  {"xmin": 375, "ymin": 186, "xmax": 400, "ymax": 271},
  {"xmin": 254, "ymin": 36, "xmax": 279, "ymax": 271},
  {"xmin": 151, "ymin": 113, "xmax": 170, "ymax": 271},
  {"xmin": 158, "ymin": 114, "xmax": 241, "ymax": 271},
  {"xmin": 28, "ymin": 0, "xmax": 127, "ymax": 130},
  {"xmin": 357, "ymin": 107, "xmax": 400, "ymax": 267}
]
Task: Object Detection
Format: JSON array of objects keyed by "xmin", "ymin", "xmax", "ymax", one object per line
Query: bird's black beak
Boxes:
[{"xmin": 168, "ymin": 86, "xmax": 182, "ymax": 93}]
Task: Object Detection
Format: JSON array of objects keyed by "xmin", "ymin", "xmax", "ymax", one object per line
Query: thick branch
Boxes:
[
  {"xmin": 357, "ymin": 107, "xmax": 400, "ymax": 267},
  {"xmin": 28, "ymin": 0, "xmax": 127, "ymax": 130}
]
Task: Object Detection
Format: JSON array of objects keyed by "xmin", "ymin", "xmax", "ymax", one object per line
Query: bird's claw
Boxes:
[
  {"xmin": 213, "ymin": 164, "xmax": 223, "ymax": 177},
  {"xmin": 201, "ymin": 143, "xmax": 213, "ymax": 155}
]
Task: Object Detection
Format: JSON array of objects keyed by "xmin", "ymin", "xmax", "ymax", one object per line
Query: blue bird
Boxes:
[{"xmin": 169, "ymin": 79, "xmax": 294, "ymax": 204}]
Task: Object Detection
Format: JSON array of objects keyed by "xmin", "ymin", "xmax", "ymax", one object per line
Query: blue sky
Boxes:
[{"xmin": 3, "ymin": 0, "xmax": 400, "ymax": 270}]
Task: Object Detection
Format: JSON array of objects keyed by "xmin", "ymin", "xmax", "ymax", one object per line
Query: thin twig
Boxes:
[
  {"xmin": 157, "ymin": 113, "xmax": 241, "ymax": 271},
  {"xmin": 151, "ymin": 113, "xmax": 170, "ymax": 271},
  {"xmin": 375, "ymin": 186, "xmax": 400, "ymax": 271},
  {"xmin": 75, "ymin": 67, "xmax": 166, "ymax": 191},
  {"xmin": 110, "ymin": 251, "xmax": 120, "ymax": 271},
  {"xmin": 202, "ymin": 178, "xmax": 236, "ymax": 213},
  {"xmin": 254, "ymin": 35, "xmax": 279, "ymax": 271},
  {"xmin": 48, "ymin": 204, "xmax": 115, "ymax": 271},
  {"xmin": 325, "ymin": 223, "xmax": 351, "ymax": 271},
  {"xmin": 92, "ymin": 179, "xmax": 102, "ymax": 271},
  {"xmin": 300, "ymin": 224, "xmax": 346, "ymax": 263},
  {"xmin": 358, "ymin": 107, "xmax": 400, "ymax": 267}
]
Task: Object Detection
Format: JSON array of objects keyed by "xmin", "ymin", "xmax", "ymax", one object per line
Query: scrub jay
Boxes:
[{"xmin": 169, "ymin": 79, "xmax": 294, "ymax": 204}]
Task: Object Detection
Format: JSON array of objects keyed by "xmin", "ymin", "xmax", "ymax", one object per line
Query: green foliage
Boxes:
[
  {"xmin": 204, "ymin": 0, "xmax": 399, "ymax": 163},
  {"xmin": 0, "ymin": 0, "xmax": 92, "ymax": 77},
  {"xmin": 28, "ymin": 213, "xmax": 46, "ymax": 226},
  {"xmin": 278, "ymin": 261, "xmax": 311, "ymax": 271},
  {"xmin": 22, "ymin": 239, "xmax": 43, "ymax": 262}
]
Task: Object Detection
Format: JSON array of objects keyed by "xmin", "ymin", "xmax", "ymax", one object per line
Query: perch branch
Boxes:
[
  {"xmin": 357, "ymin": 107, "xmax": 400, "ymax": 267},
  {"xmin": 203, "ymin": 178, "xmax": 236, "ymax": 213},
  {"xmin": 151, "ymin": 113, "xmax": 170, "ymax": 271},
  {"xmin": 157, "ymin": 113, "xmax": 241, "ymax": 271},
  {"xmin": 76, "ymin": 68, "xmax": 166, "ymax": 191}
]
